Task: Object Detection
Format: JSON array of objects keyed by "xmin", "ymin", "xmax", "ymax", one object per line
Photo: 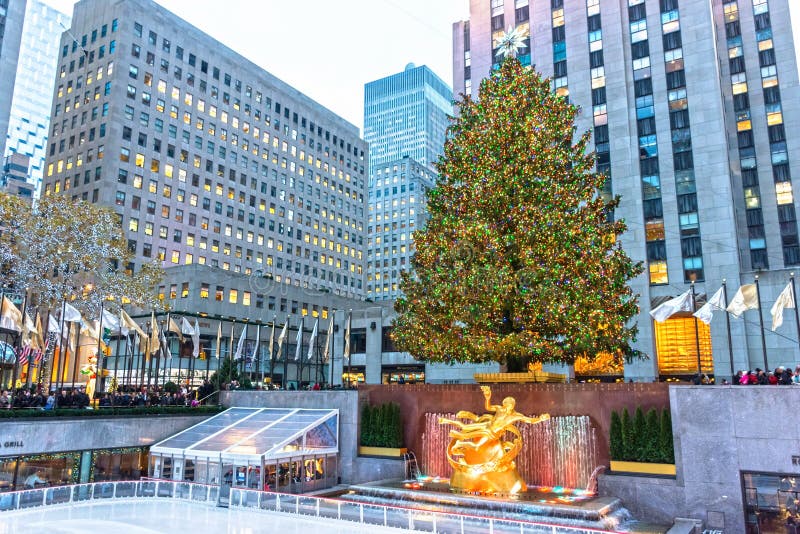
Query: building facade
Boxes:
[
  {"xmin": 363, "ymin": 64, "xmax": 452, "ymax": 175},
  {"xmin": 4, "ymin": 0, "xmax": 69, "ymax": 195},
  {"xmin": 366, "ymin": 157, "xmax": 435, "ymax": 301},
  {"xmin": 1, "ymin": 152, "xmax": 35, "ymax": 198},
  {"xmin": 43, "ymin": 0, "xmax": 368, "ymax": 301},
  {"xmin": 453, "ymin": 0, "xmax": 800, "ymax": 380},
  {"xmin": 0, "ymin": 0, "xmax": 27, "ymax": 160}
]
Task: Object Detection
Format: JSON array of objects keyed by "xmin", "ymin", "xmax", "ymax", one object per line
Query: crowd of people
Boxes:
[
  {"xmin": 0, "ymin": 380, "xmax": 217, "ymax": 409},
  {"xmin": 734, "ymin": 366, "xmax": 800, "ymax": 385}
]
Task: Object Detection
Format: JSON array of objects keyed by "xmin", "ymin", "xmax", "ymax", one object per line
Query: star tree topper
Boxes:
[{"xmin": 496, "ymin": 25, "xmax": 529, "ymax": 59}]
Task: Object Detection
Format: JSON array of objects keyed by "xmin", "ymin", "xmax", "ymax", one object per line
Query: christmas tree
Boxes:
[{"xmin": 392, "ymin": 58, "xmax": 643, "ymax": 369}]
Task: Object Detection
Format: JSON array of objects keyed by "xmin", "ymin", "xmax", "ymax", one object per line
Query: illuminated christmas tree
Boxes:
[{"xmin": 392, "ymin": 58, "xmax": 643, "ymax": 370}]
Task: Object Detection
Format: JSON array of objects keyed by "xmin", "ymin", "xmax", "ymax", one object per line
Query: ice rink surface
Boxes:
[{"xmin": 0, "ymin": 499, "xmax": 405, "ymax": 533}]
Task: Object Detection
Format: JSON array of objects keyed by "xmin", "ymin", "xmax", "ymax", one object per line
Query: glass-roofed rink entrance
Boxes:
[{"xmin": 149, "ymin": 407, "xmax": 339, "ymax": 503}]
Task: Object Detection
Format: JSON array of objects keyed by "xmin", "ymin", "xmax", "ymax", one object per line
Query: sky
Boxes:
[{"xmin": 39, "ymin": 0, "xmax": 470, "ymax": 132}]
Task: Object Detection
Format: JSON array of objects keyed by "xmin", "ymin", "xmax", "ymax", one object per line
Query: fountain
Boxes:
[{"xmin": 338, "ymin": 388, "xmax": 646, "ymax": 531}]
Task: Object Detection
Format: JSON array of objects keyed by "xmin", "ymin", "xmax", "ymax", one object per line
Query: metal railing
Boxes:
[{"xmin": 0, "ymin": 480, "xmax": 620, "ymax": 534}]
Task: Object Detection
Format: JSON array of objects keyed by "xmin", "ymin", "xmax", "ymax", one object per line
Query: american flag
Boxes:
[{"xmin": 17, "ymin": 345, "xmax": 31, "ymax": 367}]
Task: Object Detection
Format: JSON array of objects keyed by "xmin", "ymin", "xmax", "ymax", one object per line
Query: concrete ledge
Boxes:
[{"xmin": 610, "ymin": 461, "xmax": 677, "ymax": 476}]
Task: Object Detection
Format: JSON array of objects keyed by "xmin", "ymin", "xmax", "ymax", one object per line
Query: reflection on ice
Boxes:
[{"xmin": 0, "ymin": 499, "xmax": 400, "ymax": 534}]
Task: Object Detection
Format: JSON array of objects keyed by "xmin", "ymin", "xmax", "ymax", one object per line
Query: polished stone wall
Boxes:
[
  {"xmin": 600, "ymin": 385, "xmax": 800, "ymax": 532},
  {"xmin": 0, "ymin": 414, "xmax": 208, "ymax": 457}
]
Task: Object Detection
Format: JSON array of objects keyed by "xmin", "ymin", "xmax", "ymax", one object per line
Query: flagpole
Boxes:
[
  {"xmin": 40, "ymin": 309, "xmax": 51, "ymax": 391},
  {"xmin": 268, "ymin": 315, "xmax": 276, "ymax": 387},
  {"xmin": 690, "ymin": 282, "xmax": 702, "ymax": 375},
  {"xmin": 791, "ymin": 273, "xmax": 800, "ymax": 352},
  {"xmin": 346, "ymin": 310, "xmax": 352, "ymax": 389},
  {"xmin": 754, "ymin": 275, "xmax": 769, "ymax": 370},
  {"xmin": 721, "ymin": 280, "xmax": 734, "ymax": 381},
  {"xmin": 112, "ymin": 308, "xmax": 123, "ymax": 391},
  {"xmin": 298, "ymin": 317, "xmax": 304, "ymax": 389},
  {"xmin": 95, "ymin": 299, "xmax": 105, "ymax": 399},
  {"xmin": 329, "ymin": 310, "xmax": 335, "ymax": 389},
  {"xmin": 10, "ymin": 291, "xmax": 28, "ymax": 404},
  {"xmin": 283, "ymin": 317, "xmax": 289, "ymax": 390}
]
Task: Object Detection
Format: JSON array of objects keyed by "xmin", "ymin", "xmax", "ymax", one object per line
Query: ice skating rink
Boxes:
[{"xmin": 0, "ymin": 499, "xmax": 404, "ymax": 534}]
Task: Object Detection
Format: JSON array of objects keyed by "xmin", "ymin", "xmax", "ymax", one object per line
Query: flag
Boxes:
[
  {"xmin": 693, "ymin": 287, "xmax": 725, "ymax": 325},
  {"xmin": 161, "ymin": 331, "xmax": 172, "ymax": 360},
  {"xmin": 149, "ymin": 311, "xmax": 160, "ymax": 356},
  {"xmin": 192, "ymin": 318, "xmax": 200, "ymax": 358},
  {"xmin": 234, "ymin": 324, "xmax": 247, "ymax": 360},
  {"xmin": 252, "ymin": 324, "xmax": 261, "ymax": 363},
  {"xmin": 0, "ymin": 296, "xmax": 22, "ymax": 332},
  {"xmin": 63, "ymin": 302, "xmax": 82, "ymax": 322},
  {"xmin": 649, "ymin": 290, "xmax": 693, "ymax": 323},
  {"xmin": 180, "ymin": 317, "xmax": 195, "ymax": 336},
  {"xmin": 215, "ymin": 322, "xmax": 222, "ymax": 359},
  {"xmin": 229, "ymin": 323, "xmax": 235, "ymax": 360},
  {"xmin": 100, "ymin": 308, "xmax": 120, "ymax": 337},
  {"xmin": 48, "ymin": 314, "xmax": 62, "ymax": 335},
  {"xmin": 323, "ymin": 315, "xmax": 334, "ymax": 363},
  {"xmin": 120, "ymin": 309, "xmax": 146, "ymax": 338},
  {"xmin": 268, "ymin": 317, "xmax": 276, "ymax": 362},
  {"xmin": 17, "ymin": 345, "xmax": 30, "ymax": 367},
  {"xmin": 726, "ymin": 284, "xmax": 759, "ymax": 318},
  {"xmin": 21, "ymin": 312, "xmax": 37, "ymax": 347},
  {"xmin": 343, "ymin": 312, "xmax": 351, "ymax": 362},
  {"xmin": 34, "ymin": 349, "xmax": 43, "ymax": 364},
  {"xmin": 294, "ymin": 318, "xmax": 303, "ymax": 361},
  {"xmin": 276, "ymin": 319, "xmax": 288, "ymax": 360},
  {"xmin": 771, "ymin": 282, "xmax": 795, "ymax": 331},
  {"xmin": 307, "ymin": 319, "xmax": 318, "ymax": 360},
  {"xmin": 32, "ymin": 314, "xmax": 45, "ymax": 350},
  {"xmin": 168, "ymin": 316, "xmax": 184, "ymax": 342}
]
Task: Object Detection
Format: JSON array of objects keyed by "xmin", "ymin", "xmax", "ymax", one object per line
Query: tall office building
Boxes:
[
  {"xmin": 363, "ymin": 64, "xmax": 452, "ymax": 175},
  {"xmin": 4, "ymin": 0, "xmax": 69, "ymax": 194},
  {"xmin": 366, "ymin": 157, "xmax": 435, "ymax": 301},
  {"xmin": 454, "ymin": 0, "xmax": 800, "ymax": 380},
  {"xmin": 0, "ymin": 0, "xmax": 26, "ymax": 160},
  {"xmin": 43, "ymin": 0, "xmax": 368, "ymax": 315}
]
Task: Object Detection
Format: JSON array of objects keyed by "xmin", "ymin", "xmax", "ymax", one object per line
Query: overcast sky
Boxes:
[{"xmin": 40, "ymin": 0, "xmax": 470, "ymax": 131}]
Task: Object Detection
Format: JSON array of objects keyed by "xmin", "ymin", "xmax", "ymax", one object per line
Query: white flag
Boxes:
[
  {"xmin": 294, "ymin": 319, "xmax": 303, "ymax": 361},
  {"xmin": 234, "ymin": 324, "xmax": 247, "ymax": 360},
  {"xmin": 161, "ymin": 331, "xmax": 172, "ymax": 360},
  {"xmin": 323, "ymin": 315, "xmax": 334, "ymax": 363},
  {"xmin": 180, "ymin": 317, "xmax": 196, "ymax": 336},
  {"xmin": 726, "ymin": 284, "xmax": 759, "ymax": 318},
  {"xmin": 192, "ymin": 318, "xmax": 200, "ymax": 358},
  {"xmin": 100, "ymin": 308, "xmax": 120, "ymax": 333},
  {"xmin": 62, "ymin": 302, "xmax": 82, "ymax": 322},
  {"xmin": 307, "ymin": 319, "xmax": 318, "ymax": 360},
  {"xmin": 771, "ymin": 282, "xmax": 795, "ymax": 331},
  {"xmin": 215, "ymin": 322, "xmax": 222, "ymax": 359},
  {"xmin": 343, "ymin": 312, "xmax": 351, "ymax": 362},
  {"xmin": 275, "ymin": 319, "xmax": 288, "ymax": 360},
  {"xmin": 48, "ymin": 314, "xmax": 62, "ymax": 335},
  {"xmin": 0, "ymin": 297, "xmax": 23, "ymax": 332},
  {"xmin": 693, "ymin": 287, "xmax": 725, "ymax": 325},
  {"xmin": 649, "ymin": 290, "xmax": 693, "ymax": 323},
  {"xmin": 252, "ymin": 324, "xmax": 261, "ymax": 362}
]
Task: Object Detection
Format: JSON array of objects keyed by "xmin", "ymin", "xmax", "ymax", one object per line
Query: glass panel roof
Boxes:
[{"xmin": 151, "ymin": 407, "xmax": 338, "ymax": 461}]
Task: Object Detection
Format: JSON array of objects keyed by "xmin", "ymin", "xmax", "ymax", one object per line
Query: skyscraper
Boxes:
[
  {"xmin": 453, "ymin": 0, "xmax": 800, "ymax": 380},
  {"xmin": 43, "ymin": 0, "xmax": 368, "ymax": 312},
  {"xmin": 4, "ymin": 0, "xmax": 70, "ymax": 194},
  {"xmin": 363, "ymin": 63, "xmax": 452, "ymax": 175},
  {"xmin": 0, "ymin": 0, "xmax": 27, "ymax": 161},
  {"xmin": 363, "ymin": 65, "xmax": 452, "ymax": 302}
]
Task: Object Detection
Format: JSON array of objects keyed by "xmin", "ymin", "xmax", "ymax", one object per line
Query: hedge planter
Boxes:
[
  {"xmin": 610, "ymin": 460, "xmax": 676, "ymax": 476},
  {"xmin": 358, "ymin": 446, "xmax": 408, "ymax": 458}
]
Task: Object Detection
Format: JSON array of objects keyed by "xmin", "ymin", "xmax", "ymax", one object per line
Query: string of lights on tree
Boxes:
[{"xmin": 392, "ymin": 58, "xmax": 643, "ymax": 369}]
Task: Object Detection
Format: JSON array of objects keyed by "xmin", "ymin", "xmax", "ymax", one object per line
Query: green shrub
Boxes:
[
  {"xmin": 643, "ymin": 409, "xmax": 660, "ymax": 462},
  {"xmin": 609, "ymin": 410, "xmax": 623, "ymax": 460},
  {"xmin": 658, "ymin": 409, "xmax": 674, "ymax": 463},
  {"xmin": 163, "ymin": 381, "xmax": 179, "ymax": 394},
  {"xmin": 621, "ymin": 408, "xmax": 635, "ymax": 461},
  {"xmin": 610, "ymin": 406, "xmax": 674, "ymax": 465},
  {"xmin": 632, "ymin": 407, "xmax": 647, "ymax": 461},
  {"xmin": 360, "ymin": 402, "xmax": 404, "ymax": 448}
]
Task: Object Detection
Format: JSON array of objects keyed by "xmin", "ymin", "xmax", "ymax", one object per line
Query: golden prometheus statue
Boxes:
[{"xmin": 438, "ymin": 386, "xmax": 550, "ymax": 494}]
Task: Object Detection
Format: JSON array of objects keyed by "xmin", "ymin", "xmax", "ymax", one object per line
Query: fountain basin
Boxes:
[{"xmin": 334, "ymin": 479, "xmax": 641, "ymax": 531}]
